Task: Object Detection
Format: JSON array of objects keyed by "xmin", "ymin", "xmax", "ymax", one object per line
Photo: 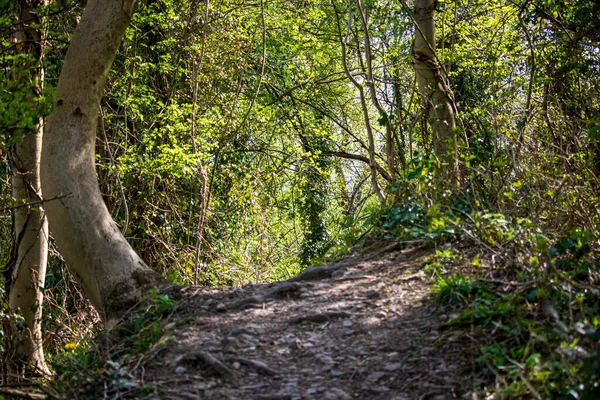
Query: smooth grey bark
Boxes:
[
  {"xmin": 40, "ymin": 0, "xmax": 155, "ymax": 325},
  {"xmin": 413, "ymin": 0, "xmax": 460, "ymax": 188},
  {"xmin": 6, "ymin": 0, "xmax": 49, "ymax": 375}
]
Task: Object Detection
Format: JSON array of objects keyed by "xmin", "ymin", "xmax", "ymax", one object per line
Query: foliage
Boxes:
[
  {"xmin": 381, "ymin": 183, "xmax": 599, "ymax": 397},
  {"xmin": 383, "ymin": 202, "xmax": 459, "ymax": 241},
  {"xmin": 0, "ymin": 0, "xmax": 599, "ymax": 397},
  {"xmin": 432, "ymin": 224, "xmax": 600, "ymax": 398},
  {"xmin": 121, "ymin": 289, "xmax": 176, "ymax": 353},
  {"xmin": 0, "ymin": 285, "xmax": 26, "ymax": 379},
  {"xmin": 423, "ymin": 249, "xmax": 461, "ymax": 277},
  {"xmin": 51, "ymin": 289, "xmax": 180, "ymax": 398},
  {"xmin": 433, "ymin": 273, "xmax": 492, "ymax": 306},
  {"xmin": 42, "ymin": 257, "xmax": 101, "ymax": 364}
]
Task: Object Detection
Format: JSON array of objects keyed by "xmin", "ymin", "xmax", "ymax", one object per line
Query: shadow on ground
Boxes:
[{"xmin": 104, "ymin": 242, "xmax": 480, "ymax": 400}]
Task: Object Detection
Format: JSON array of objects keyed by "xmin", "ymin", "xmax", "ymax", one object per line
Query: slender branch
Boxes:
[
  {"xmin": 516, "ymin": 6, "xmax": 536, "ymax": 146},
  {"xmin": 320, "ymin": 151, "xmax": 392, "ymax": 184},
  {"xmin": 191, "ymin": 0, "xmax": 211, "ymax": 285},
  {"xmin": 235, "ymin": 0, "xmax": 267, "ymax": 134},
  {"xmin": 331, "ymin": 0, "xmax": 384, "ymax": 202},
  {"xmin": 355, "ymin": 0, "xmax": 397, "ymax": 183},
  {"xmin": 0, "ymin": 388, "xmax": 48, "ymax": 400},
  {"xmin": 0, "ymin": 194, "xmax": 71, "ymax": 214},
  {"xmin": 264, "ymin": 70, "xmax": 349, "ymax": 107}
]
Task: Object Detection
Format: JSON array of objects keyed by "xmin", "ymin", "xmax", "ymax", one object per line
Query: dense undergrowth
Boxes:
[
  {"xmin": 2, "ymin": 149, "xmax": 600, "ymax": 400},
  {"xmin": 7, "ymin": 188, "xmax": 598, "ymax": 400},
  {"xmin": 1, "ymin": 284, "xmax": 183, "ymax": 398},
  {"xmin": 3, "ymin": 152, "xmax": 600, "ymax": 400},
  {"xmin": 379, "ymin": 195, "xmax": 600, "ymax": 399},
  {"xmin": 49, "ymin": 289, "xmax": 182, "ymax": 399}
]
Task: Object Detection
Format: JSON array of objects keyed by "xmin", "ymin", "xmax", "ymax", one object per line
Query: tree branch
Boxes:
[
  {"xmin": 0, "ymin": 194, "xmax": 72, "ymax": 214},
  {"xmin": 320, "ymin": 151, "xmax": 392, "ymax": 183}
]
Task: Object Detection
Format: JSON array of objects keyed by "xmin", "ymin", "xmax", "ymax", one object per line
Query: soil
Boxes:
[
  {"xmin": 31, "ymin": 240, "xmax": 486, "ymax": 400},
  {"xmin": 111, "ymin": 240, "xmax": 480, "ymax": 400}
]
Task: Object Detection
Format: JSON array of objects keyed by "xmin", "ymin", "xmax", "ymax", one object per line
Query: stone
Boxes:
[
  {"xmin": 383, "ymin": 363, "xmax": 402, "ymax": 372},
  {"xmin": 240, "ymin": 384, "xmax": 270, "ymax": 390},
  {"xmin": 323, "ymin": 388, "xmax": 352, "ymax": 400},
  {"xmin": 367, "ymin": 371, "xmax": 386, "ymax": 382},
  {"xmin": 316, "ymin": 354, "xmax": 334, "ymax": 365}
]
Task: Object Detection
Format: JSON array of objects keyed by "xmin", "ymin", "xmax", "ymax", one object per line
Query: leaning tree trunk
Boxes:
[
  {"xmin": 40, "ymin": 0, "xmax": 155, "ymax": 325},
  {"xmin": 413, "ymin": 0, "xmax": 460, "ymax": 188},
  {"xmin": 5, "ymin": 0, "xmax": 49, "ymax": 375}
]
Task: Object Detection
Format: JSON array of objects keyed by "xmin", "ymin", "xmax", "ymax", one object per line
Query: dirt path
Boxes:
[{"xmin": 128, "ymin": 242, "xmax": 475, "ymax": 400}]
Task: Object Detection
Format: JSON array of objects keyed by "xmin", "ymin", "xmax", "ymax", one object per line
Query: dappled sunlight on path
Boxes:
[{"xmin": 136, "ymin": 242, "xmax": 474, "ymax": 399}]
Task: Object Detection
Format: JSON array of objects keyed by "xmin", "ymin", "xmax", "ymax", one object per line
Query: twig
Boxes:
[
  {"xmin": 188, "ymin": 351, "xmax": 234, "ymax": 379},
  {"xmin": 484, "ymin": 359, "xmax": 508, "ymax": 390},
  {"xmin": 229, "ymin": 356, "xmax": 280, "ymax": 376},
  {"xmin": 396, "ymin": 270, "xmax": 426, "ymax": 282},
  {"xmin": 0, "ymin": 387, "xmax": 49, "ymax": 400},
  {"xmin": 517, "ymin": 371, "xmax": 543, "ymax": 400},
  {"xmin": 289, "ymin": 311, "xmax": 352, "ymax": 324},
  {"xmin": 333, "ymin": 274, "xmax": 376, "ymax": 282},
  {"xmin": 479, "ymin": 278, "xmax": 532, "ymax": 287},
  {"xmin": 0, "ymin": 193, "xmax": 71, "ymax": 213}
]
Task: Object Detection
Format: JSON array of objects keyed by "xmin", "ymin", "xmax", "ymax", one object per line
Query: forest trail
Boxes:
[{"xmin": 97, "ymin": 241, "xmax": 476, "ymax": 400}]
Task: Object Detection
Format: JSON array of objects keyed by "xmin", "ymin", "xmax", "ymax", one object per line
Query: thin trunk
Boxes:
[
  {"xmin": 331, "ymin": 0, "xmax": 384, "ymax": 203},
  {"xmin": 40, "ymin": 0, "xmax": 155, "ymax": 325},
  {"xmin": 334, "ymin": 163, "xmax": 351, "ymax": 215},
  {"xmin": 321, "ymin": 151, "xmax": 392, "ymax": 183},
  {"xmin": 192, "ymin": 0, "xmax": 210, "ymax": 285},
  {"xmin": 413, "ymin": 0, "xmax": 460, "ymax": 188},
  {"xmin": 5, "ymin": 0, "xmax": 49, "ymax": 375},
  {"xmin": 392, "ymin": 72, "xmax": 407, "ymax": 169},
  {"xmin": 355, "ymin": 0, "xmax": 398, "ymax": 184},
  {"xmin": 290, "ymin": 101, "xmax": 329, "ymax": 267},
  {"xmin": 191, "ymin": 65, "xmax": 210, "ymax": 285}
]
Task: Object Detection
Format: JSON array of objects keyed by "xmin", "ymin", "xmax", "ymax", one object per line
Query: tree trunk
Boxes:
[
  {"xmin": 40, "ymin": 0, "xmax": 155, "ymax": 325},
  {"xmin": 5, "ymin": 0, "xmax": 49, "ymax": 375},
  {"xmin": 331, "ymin": 0, "xmax": 385, "ymax": 203},
  {"xmin": 413, "ymin": 0, "xmax": 460, "ymax": 188},
  {"xmin": 355, "ymin": 0, "xmax": 398, "ymax": 186}
]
